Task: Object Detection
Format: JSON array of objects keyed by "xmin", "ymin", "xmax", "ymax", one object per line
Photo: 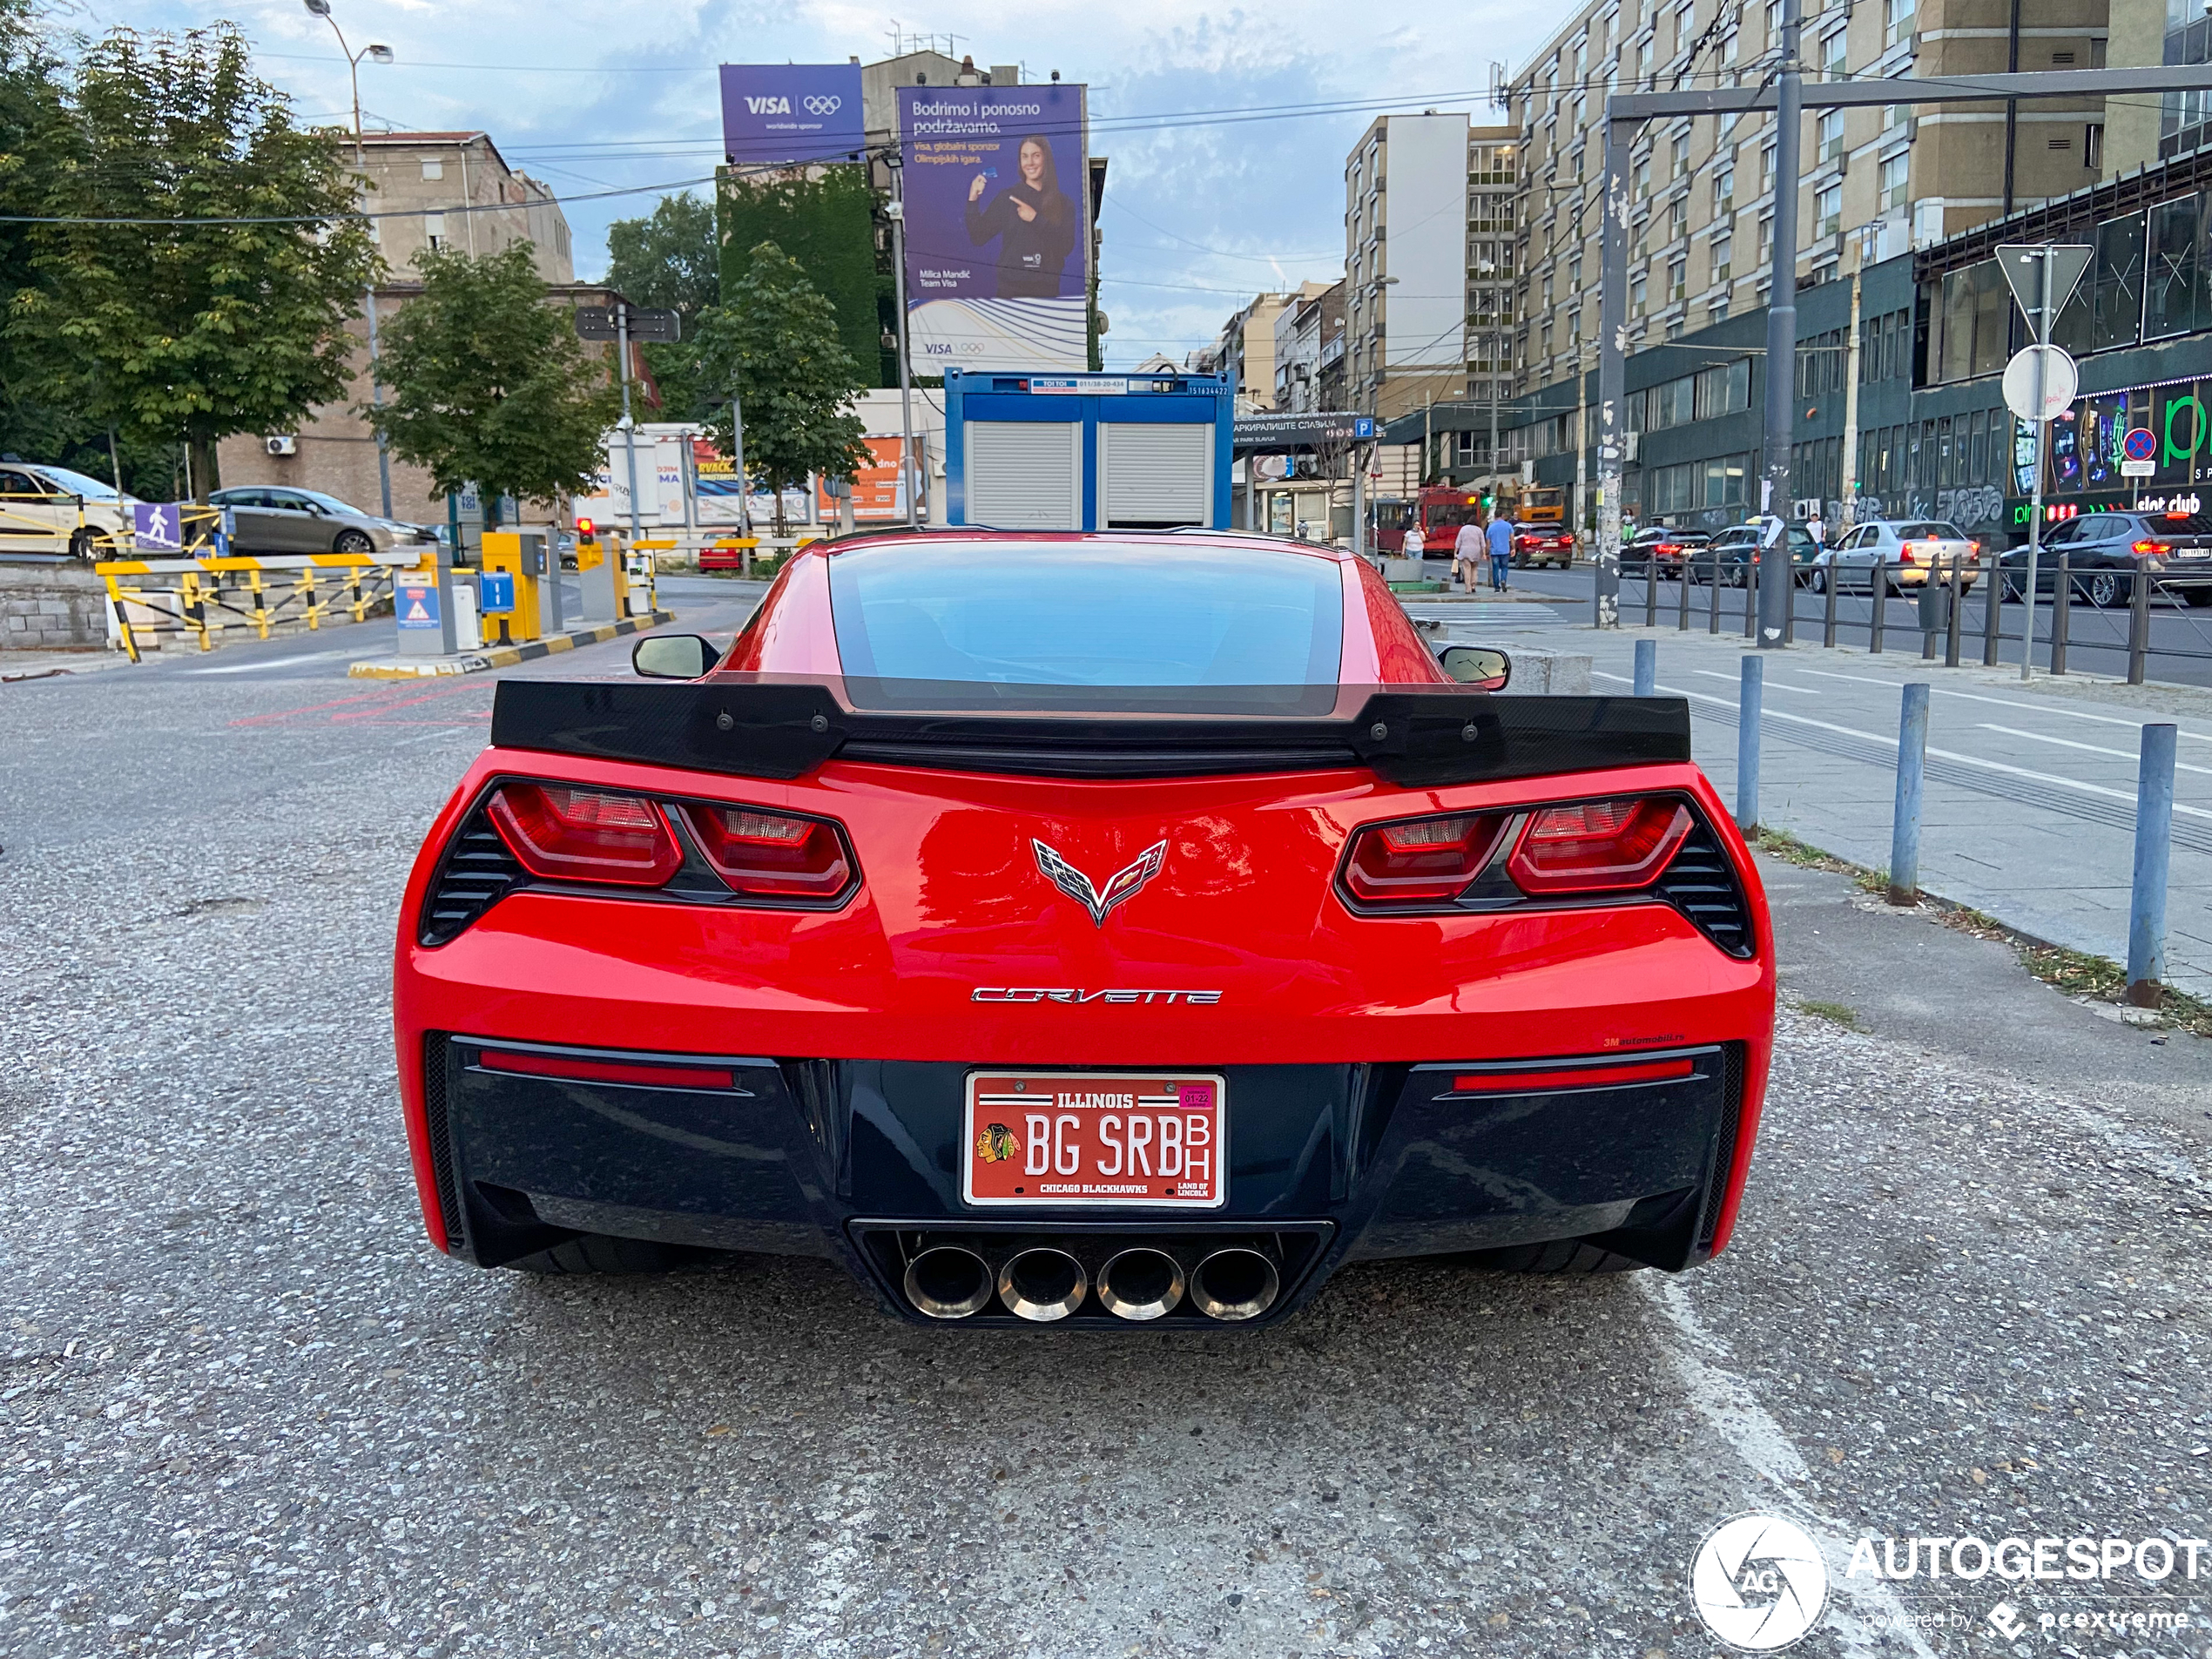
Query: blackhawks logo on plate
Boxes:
[{"xmin": 975, "ymin": 1122, "xmax": 1020, "ymax": 1163}]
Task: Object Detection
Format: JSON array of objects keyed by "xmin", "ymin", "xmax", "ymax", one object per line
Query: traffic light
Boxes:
[{"xmin": 575, "ymin": 516, "xmax": 598, "ymax": 544}]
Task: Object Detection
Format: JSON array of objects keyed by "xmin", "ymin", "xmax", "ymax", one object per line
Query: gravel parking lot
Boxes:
[{"xmin": 3, "ymin": 664, "xmax": 2209, "ymax": 1658}]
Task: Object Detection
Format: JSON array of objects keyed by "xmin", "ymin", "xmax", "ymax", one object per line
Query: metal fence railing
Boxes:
[{"xmin": 1622, "ymin": 544, "xmax": 2212, "ymax": 685}]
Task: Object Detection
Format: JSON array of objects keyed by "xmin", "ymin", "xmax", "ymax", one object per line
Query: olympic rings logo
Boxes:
[{"xmin": 803, "ymin": 96, "xmax": 842, "ymax": 115}]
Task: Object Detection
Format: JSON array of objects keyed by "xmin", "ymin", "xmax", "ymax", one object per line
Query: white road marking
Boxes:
[
  {"xmin": 1977, "ymin": 723, "xmax": 2212, "ymax": 777},
  {"xmin": 1638, "ymin": 1274, "xmax": 1939, "ymax": 1659},
  {"xmin": 185, "ymin": 648, "xmax": 361, "ymax": 675},
  {"xmin": 1598, "ymin": 671, "xmax": 2212, "ymax": 821},
  {"xmin": 1796, "ymin": 666, "xmax": 2212, "ymax": 743}
]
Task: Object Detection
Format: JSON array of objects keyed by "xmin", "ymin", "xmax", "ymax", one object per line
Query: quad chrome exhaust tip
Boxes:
[
  {"xmin": 1190, "ymin": 1246, "xmax": 1280, "ymax": 1322},
  {"xmin": 997, "ymin": 1246, "xmax": 1088, "ymax": 1322},
  {"xmin": 1096, "ymin": 1246, "xmax": 1186, "ymax": 1321},
  {"xmin": 903, "ymin": 1244, "xmax": 994, "ymax": 1320}
]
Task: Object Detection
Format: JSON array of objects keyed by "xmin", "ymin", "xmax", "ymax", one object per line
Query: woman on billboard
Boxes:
[{"xmin": 964, "ymin": 134, "xmax": 1076, "ymax": 299}]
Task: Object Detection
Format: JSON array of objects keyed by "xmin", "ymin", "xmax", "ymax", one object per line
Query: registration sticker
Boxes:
[{"xmin": 961, "ymin": 1071, "xmax": 1226, "ymax": 1209}]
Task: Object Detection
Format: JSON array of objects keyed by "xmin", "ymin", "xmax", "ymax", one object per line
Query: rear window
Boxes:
[
  {"xmin": 1897, "ymin": 521, "xmax": 1966, "ymax": 540},
  {"xmin": 826, "ymin": 542, "xmax": 1345, "ymax": 712},
  {"xmin": 2139, "ymin": 511, "xmax": 2212, "ymax": 535}
]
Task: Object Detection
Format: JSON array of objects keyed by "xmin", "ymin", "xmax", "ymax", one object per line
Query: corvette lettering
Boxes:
[{"xmin": 970, "ymin": 988, "xmax": 1223, "ymax": 1004}]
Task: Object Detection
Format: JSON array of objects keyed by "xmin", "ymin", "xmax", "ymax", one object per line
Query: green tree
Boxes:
[
  {"xmin": 606, "ymin": 190, "xmax": 720, "ymax": 421},
  {"xmin": 695, "ymin": 241, "xmax": 869, "ymax": 535},
  {"xmin": 366, "ymin": 242, "xmax": 617, "ymax": 520},
  {"xmin": 14, "ymin": 24, "xmax": 376, "ymax": 499}
]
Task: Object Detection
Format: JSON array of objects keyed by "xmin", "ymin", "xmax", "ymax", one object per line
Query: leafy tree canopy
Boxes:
[
  {"xmin": 11, "ymin": 23, "xmax": 376, "ymax": 498},
  {"xmin": 694, "ymin": 241, "xmax": 869, "ymax": 534},
  {"xmin": 366, "ymin": 242, "xmax": 617, "ymax": 514}
]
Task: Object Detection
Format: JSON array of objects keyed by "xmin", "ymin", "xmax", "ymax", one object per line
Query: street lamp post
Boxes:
[
  {"xmin": 304, "ymin": 1, "xmax": 395, "ymax": 520},
  {"xmin": 886, "ymin": 155, "xmax": 921, "ymax": 529}
]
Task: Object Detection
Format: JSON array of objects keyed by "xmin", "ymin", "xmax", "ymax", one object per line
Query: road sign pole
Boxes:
[
  {"xmin": 1755, "ymin": 0, "xmax": 1804, "ymax": 651},
  {"xmin": 2020, "ymin": 251, "xmax": 2047, "ymax": 682},
  {"xmin": 617, "ymin": 303, "xmax": 644, "ymax": 546},
  {"xmin": 888, "ymin": 158, "xmax": 921, "ymax": 529}
]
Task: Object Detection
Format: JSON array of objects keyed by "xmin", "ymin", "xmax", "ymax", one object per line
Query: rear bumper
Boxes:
[{"xmin": 414, "ymin": 1034, "xmax": 1757, "ymax": 1325}]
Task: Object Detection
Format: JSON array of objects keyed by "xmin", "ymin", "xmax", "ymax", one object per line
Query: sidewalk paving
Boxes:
[
  {"xmin": 1417, "ymin": 606, "xmax": 2212, "ymax": 998},
  {"xmin": 346, "ymin": 610, "xmax": 673, "ymax": 679}
]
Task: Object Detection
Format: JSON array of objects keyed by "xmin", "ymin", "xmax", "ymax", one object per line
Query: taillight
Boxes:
[
  {"xmin": 2131, "ymin": 540, "xmax": 2166, "ymax": 556},
  {"xmin": 1506, "ymin": 798, "xmax": 1692, "ymax": 894},
  {"xmin": 487, "ymin": 783, "xmax": 681, "ymax": 887},
  {"xmin": 1343, "ymin": 813, "xmax": 1509, "ymax": 904},
  {"xmin": 680, "ymin": 804, "xmax": 853, "ymax": 900}
]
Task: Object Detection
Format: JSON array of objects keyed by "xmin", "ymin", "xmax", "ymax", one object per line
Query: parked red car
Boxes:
[{"xmin": 393, "ymin": 529, "xmax": 1775, "ymax": 1326}]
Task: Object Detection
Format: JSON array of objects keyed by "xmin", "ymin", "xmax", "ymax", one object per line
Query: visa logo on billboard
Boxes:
[{"xmin": 745, "ymin": 96, "xmax": 792, "ymax": 114}]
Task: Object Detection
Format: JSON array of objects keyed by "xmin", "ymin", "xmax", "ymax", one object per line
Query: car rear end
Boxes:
[
  {"xmin": 2126, "ymin": 511, "xmax": 2212, "ymax": 604},
  {"xmin": 1890, "ymin": 520, "xmax": 1980, "ymax": 589},
  {"xmin": 393, "ymin": 535, "xmax": 1774, "ymax": 1327},
  {"xmin": 1512, "ymin": 525, "xmax": 1575, "ymax": 567}
]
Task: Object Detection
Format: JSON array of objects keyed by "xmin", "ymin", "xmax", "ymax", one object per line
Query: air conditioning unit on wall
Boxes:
[{"xmin": 265, "ymin": 435, "xmax": 299, "ymax": 457}]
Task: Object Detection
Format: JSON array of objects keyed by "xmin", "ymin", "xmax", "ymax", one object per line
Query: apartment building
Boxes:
[
  {"xmin": 215, "ymin": 132, "xmax": 624, "ymax": 522},
  {"xmin": 1271, "ymin": 281, "xmax": 1347, "ymax": 412},
  {"xmin": 1507, "ymin": 0, "xmax": 2123, "ymax": 396},
  {"xmin": 1191, "ymin": 290, "xmax": 1312, "ymax": 412},
  {"xmin": 1342, "ymin": 115, "xmax": 1521, "ymax": 423}
]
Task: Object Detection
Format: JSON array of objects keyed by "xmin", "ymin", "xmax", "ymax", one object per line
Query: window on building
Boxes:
[
  {"xmin": 1758, "ymin": 214, "xmax": 1775, "ymax": 261},
  {"xmin": 1671, "ymin": 132, "xmax": 1689, "ymax": 178},
  {"xmin": 1764, "ymin": 0, "xmax": 1781, "ymax": 40},
  {"xmin": 1710, "ymin": 299, "xmax": 1730, "ymax": 324},
  {"xmin": 1818, "ymin": 111, "xmax": 1844, "ymax": 162},
  {"xmin": 1815, "ymin": 184, "xmax": 1842, "ymax": 237},
  {"xmin": 2084, "ymin": 123, "xmax": 2104, "ymax": 169},
  {"xmin": 1713, "ymin": 231, "xmax": 1733, "ymax": 281},
  {"xmin": 421, "ymin": 158, "xmax": 444, "ymax": 181},
  {"xmin": 1879, "ymin": 152, "xmax": 1909, "ymax": 211},
  {"xmin": 1822, "ymin": 27, "xmax": 1848, "ymax": 76},
  {"xmin": 2147, "ymin": 194, "xmax": 2204, "ymax": 338},
  {"xmin": 1885, "ymin": 0, "xmax": 1915, "ymax": 46},
  {"xmin": 1670, "ymin": 196, "xmax": 1689, "ymax": 240},
  {"xmin": 425, "ymin": 212, "xmax": 448, "ymax": 250},
  {"xmin": 1633, "ymin": 272, "xmax": 1649, "ymax": 314},
  {"xmin": 1639, "ymin": 37, "xmax": 1656, "ymax": 81},
  {"xmin": 1714, "ymin": 166, "xmax": 1736, "ymax": 209},
  {"xmin": 1635, "ymin": 156, "xmax": 1652, "ymax": 198},
  {"xmin": 1762, "ymin": 142, "xmax": 1777, "ymax": 192},
  {"xmin": 1669, "ymin": 256, "xmax": 1687, "ymax": 301},
  {"xmin": 1569, "ymin": 255, "xmax": 1583, "ymax": 290}
]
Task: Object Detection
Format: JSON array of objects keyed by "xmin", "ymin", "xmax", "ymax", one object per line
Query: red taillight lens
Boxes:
[
  {"xmin": 680, "ymin": 804, "xmax": 852, "ymax": 899},
  {"xmin": 1344, "ymin": 813, "xmax": 1508, "ymax": 904},
  {"xmin": 2132, "ymin": 540, "xmax": 2164, "ymax": 556},
  {"xmin": 477, "ymin": 1049, "xmax": 734, "ymax": 1090},
  {"xmin": 1506, "ymin": 798, "xmax": 1692, "ymax": 894},
  {"xmin": 487, "ymin": 783, "xmax": 681, "ymax": 887}
]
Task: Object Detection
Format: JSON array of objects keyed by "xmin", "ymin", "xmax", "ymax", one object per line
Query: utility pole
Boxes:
[
  {"xmin": 728, "ymin": 384, "xmax": 751, "ymax": 539},
  {"xmin": 615, "ymin": 301, "xmax": 644, "ymax": 544},
  {"xmin": 1595, "ymin": 116, "xmax": 1636, "ymax": 628},
  {"xmin": 887, "ymin": 155, "xmax": 921, "ymax": 528},
  {"xmin": 2020, "ymin": 247, "xmax": 2053, "ymax": 682},
  {"xmin": 1756, "ymin": 0, "xmax": 1804, "ymax": 649},
  {"xmin": 1839, "ymin": 237, "xmax": 1865, "ymax": 532},
  {"xmin": 305, "ymin": 0, "xmax": 395, "ymax": 518}
]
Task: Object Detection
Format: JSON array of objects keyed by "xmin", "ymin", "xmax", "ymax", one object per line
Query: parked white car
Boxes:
[
  {"xmin": 1810, "ymin": 518, "xmax": 1982, "ymax": 593},
  {"xmin": 0, "ymin": 462, "xmax": 136, "ymax": 562}
]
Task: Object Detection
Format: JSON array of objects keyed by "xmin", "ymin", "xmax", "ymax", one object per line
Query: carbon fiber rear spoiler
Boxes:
[{"xmin": 488, "ymin": 678, "xmax": 1691, "ymax": 787}]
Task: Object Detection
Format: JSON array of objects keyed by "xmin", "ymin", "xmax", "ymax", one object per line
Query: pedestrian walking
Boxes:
[
  {"xmin": 1485, "ymin": 512, "xmax": 1514, "ymax": 592},
  {"xmin": 1401, "ymin": 523, "xmax": 1424, "ymax": 563},
  {"xmin": 1452, "ymin": 517, "xmax": 1485, "ymax": 590}
]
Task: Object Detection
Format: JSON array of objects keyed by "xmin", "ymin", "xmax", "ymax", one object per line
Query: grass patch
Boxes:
[
  {"xmin": 1753, "ymin": 826, "xmax": 1856, "ymax": 874},
  {"xmin": 1797, "ymin": 999, "xmax": 1862, "ymax": 1030}
]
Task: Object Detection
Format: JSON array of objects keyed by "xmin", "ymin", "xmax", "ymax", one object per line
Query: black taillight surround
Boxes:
[
  {"xmin": 416, "ymin": 775, "xmax": 862, "ymax": 948},
  {"xmin": 1332, "ymin": 791, "xmax": 1757, "ymax": 959}
]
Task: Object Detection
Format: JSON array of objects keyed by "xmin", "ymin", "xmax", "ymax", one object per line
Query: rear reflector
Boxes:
[
  {"xmin": 1451, "ymin": 1057, "xmax": 1696, "ymax": 1093},
  {"xmin": 487, "ymin": 784, "xmax": 682, "ymax": 887},
  {"xmin": 476, "ymin": 1049, "xmax": 735, "ymax": 1090},
  {"xmin": 679, "ymin": 804, "xmax": 853, "ymax": 900},
  {"xmin": 1506, "ymin": 798, "xmax": 1691, "ymax": 894},
  {"xmin": 1343, "ymin": 813, "xmax": 1509, "ymax": 904}
]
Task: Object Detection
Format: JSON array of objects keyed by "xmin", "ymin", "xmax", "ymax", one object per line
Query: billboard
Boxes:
[
  {"xmin": 719, "ymin": 64, "xmax": 865, "ymax": 167},
  {"xmin": 816, "ymin": 435, "xmax": 924, "ymax": 521},
  {"xmin": 897, "ymin": 83, "xmax": 1089, "ymax": 373}
]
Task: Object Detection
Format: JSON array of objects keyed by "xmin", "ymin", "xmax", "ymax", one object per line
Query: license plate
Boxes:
[{"xmin": 962, "ymin": 1071, "xmax": 1226, "ymax": 1209}]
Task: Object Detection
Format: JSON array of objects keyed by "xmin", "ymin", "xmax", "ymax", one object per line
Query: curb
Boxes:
[{"xmin": 345, "ymin": 611, "xmax": 675, "ymax": 679}]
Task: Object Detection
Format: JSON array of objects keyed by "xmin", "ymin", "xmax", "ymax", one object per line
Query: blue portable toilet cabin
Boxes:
[{"xmin": 942, "ymin": 368, "xmax": 1234, "ymax": 531}]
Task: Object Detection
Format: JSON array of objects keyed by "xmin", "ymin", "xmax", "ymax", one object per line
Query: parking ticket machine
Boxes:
[{"xmin": 479, "ymin": 530, "xmax": 552, "ymax": 645}]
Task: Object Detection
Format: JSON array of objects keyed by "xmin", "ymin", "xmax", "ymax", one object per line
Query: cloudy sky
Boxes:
[{"xmin": 98, "ymin": 0, "xmax": 1544, "ymax": 369}]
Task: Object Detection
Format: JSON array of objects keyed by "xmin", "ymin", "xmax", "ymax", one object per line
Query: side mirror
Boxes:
[
  {"xmin": 633, "ymin": 634, "xmax": 718, "ymax": 679},
  {"xmin": 1438, "ymin": 644, "xmax": 1511, "ymax": 691}
]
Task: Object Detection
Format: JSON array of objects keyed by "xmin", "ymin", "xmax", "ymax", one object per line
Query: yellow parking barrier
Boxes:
[{"xmin": 94, "ymin": 550, "xmax": 418, "ymax": 662}]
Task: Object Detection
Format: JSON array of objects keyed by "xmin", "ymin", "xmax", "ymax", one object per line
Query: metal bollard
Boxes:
[
  {"xmin": 1981, "ymin": 543, "xmax": 2001, "ymax": 666},
  {"xmin": 1645, "ymin": 563, "xmax": 1658, "ymax": 627},
  {"xmin": 1711, "ymin": 546, "xmax": 1724, "ymax": 635},
  {"xmin": 2126, "ymin": 723, "xmax": 2177, "ymax": 1007},
  {"xmin": 2050, "ymin": 550, "xmax": 2070, "ymax": 676},
  {"xmin": 1782, "ymin": 557, "xmax": 1797, "ymax": 644},
  {"xmin": 1678, "ymin": 558, "xmax": 1692, "ymax": 630},
  {"xmin": 1634, "ymin": 637, "xmax": 1657, "ymax": 696},
  {"xmin": 1740, "ymin": 546, "xmax": 1754, "ymax": 639},
  {"xmin": 1888, "ymin": 682, "xmax": 1929, "ymax": 906},
  {"xmin": 1822, "ymin": 562, "xmax": 1838, "ymax": 648},
  {"xmin": 1946, "ymin": 558, "xmax": 1966, "ymax": 667},
  {"xmin": 1736, "ymin": 655, "xmax": 1763, "ymax": 833},
  {"xmin": 2128, "ymin": 561, "xmax": 2152, "ymax": 685},
  {"xmin": 1870, "ymin": 563, "xmax": 1887, "ymax": 655}
]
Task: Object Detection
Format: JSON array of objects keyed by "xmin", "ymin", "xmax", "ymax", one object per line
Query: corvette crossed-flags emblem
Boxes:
[{"xmin": 1031, "ymin": 840, "xmax": 1167, "ymax": 927}]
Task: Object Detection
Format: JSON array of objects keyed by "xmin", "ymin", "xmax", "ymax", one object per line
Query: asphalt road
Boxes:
[
  {"xmin": 1452, "ymin": 560, "xmax": 2212, "ymax": 689},
  {"xmin": 3, "ymin": 658, "xmax": 2209, "ymax": 1658}
]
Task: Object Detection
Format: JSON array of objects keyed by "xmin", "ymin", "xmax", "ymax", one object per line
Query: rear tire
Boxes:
[
  {"xmin": 2186, "ymin": 588, "xmax": 2212, "ymax": 608},
  {"xmin": 333, "ymin": 528, "xmax": 376, "ymax": 556},
  {"xmin": 1460, "ymin": 1239, "xmax": 1648, "ymax": 1276},
  {"xmin": 502, "ymin": 1233, "xmax": 721, "ymax": 1275},
  {"xmin": 2088, "ymin": 570, "xmax": 2123, "ymax": 608},
  {"xmin": 70, "ymin": 528, "xmax": 99, "ymax": 563}
]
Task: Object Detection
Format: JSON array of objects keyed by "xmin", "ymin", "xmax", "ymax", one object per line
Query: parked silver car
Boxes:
[
  {"xmin": 207, "ymin": 486, "xmax": 435, "ymax": 556},
  {"xmin": 1811, "ymin": 519, "xmax": 1982, "ymax": 593}
]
